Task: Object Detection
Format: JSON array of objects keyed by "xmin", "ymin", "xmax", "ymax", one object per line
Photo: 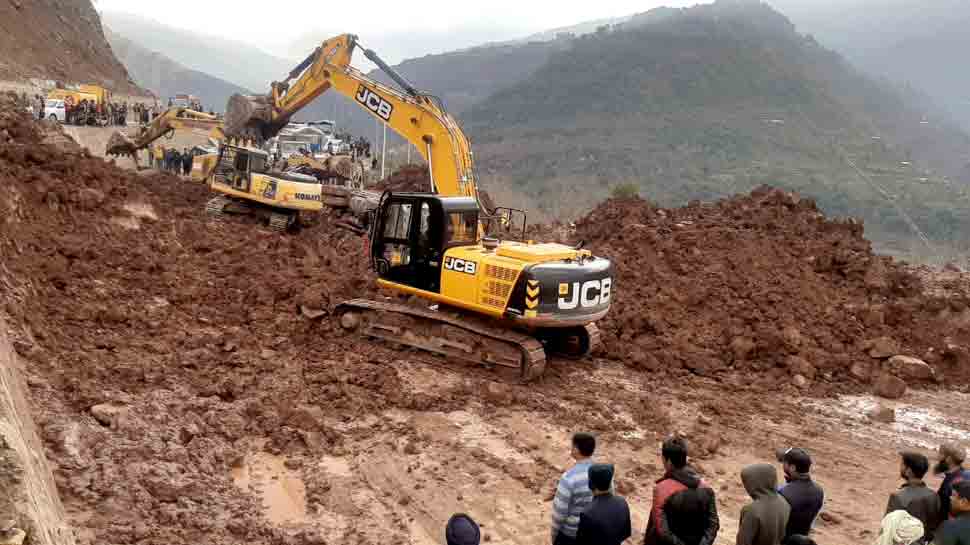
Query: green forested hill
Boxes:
[{"xmin": 461, "ymin": 0, "xmax": 970, "ymax": 258}]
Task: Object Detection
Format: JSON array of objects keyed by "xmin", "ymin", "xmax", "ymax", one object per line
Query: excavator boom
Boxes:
[
  {"xmin": 224, "ymin": 34, "xmax": 478, "ymax": 201},
  {"xmin": 106, "ymin": 107, "xmax": 224, "ymax": 158}
]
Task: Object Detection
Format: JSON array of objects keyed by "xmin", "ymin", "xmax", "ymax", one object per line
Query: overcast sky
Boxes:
[{"xmin": 93, "ymin": 0, "xmax": 700, "ymax": 60}]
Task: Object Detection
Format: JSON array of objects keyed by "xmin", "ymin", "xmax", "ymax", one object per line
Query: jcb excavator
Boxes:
[
  {"xmin": 106, "ymin": 107, "xmax": 225, "ymax": 179},
  {"xmin": 225, "ymin": 34, "xmax": 613, "ymax": 380}
]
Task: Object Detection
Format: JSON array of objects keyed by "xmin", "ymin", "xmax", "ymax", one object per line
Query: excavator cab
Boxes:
[
  {"xmin": 213, "ymin": 144, "xmax": 268, "ymax": 193},
  {"xmin": 370, "ymin": 193, "xmax": 476, "ymax": 293}
]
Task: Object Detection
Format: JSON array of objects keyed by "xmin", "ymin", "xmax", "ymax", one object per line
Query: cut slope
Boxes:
[{"xmin": 0, "ymin": 0, "xmax": 137, "ymax": 92}]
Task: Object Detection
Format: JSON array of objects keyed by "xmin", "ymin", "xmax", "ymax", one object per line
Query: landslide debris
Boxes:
[{"xmin": 575, "ymin": 189, "xmax": 970, "ymax": 391}]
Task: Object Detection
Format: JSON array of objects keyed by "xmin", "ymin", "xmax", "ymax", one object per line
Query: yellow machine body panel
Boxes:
[
  {"xmin": 191, "ymin": 153, "xmax": 218, "ymax": 182},
  {"xmin": 210, "ymin": 173, "xmax": 323, "ymax": 211},
  {"xmin": 439, "ymin": 245, "xmax": 528, "ymax": 314}
]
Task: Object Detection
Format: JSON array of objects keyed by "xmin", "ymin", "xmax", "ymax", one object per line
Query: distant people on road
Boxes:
[
  {"xmin": 737, "ymin": 464, "xmax": 790, "ymax": 545},
  {"xmin": 876, "ymin": 510, "xmax": 926, "ymax": 545},
  {"xmin": 887, "ymin": 451, "xmax": 941, "ymax": 541},
  {"xmin": 936, "ymin": 480, "xmax": 970, "ymax": 545},
  {"xmin": 551, "ymin": 432, "xmax": 600, "ymax": 545},
  {"xmin": 182, "ymin": 148, "xmax": 193, "ymax": 177},
  {"xmin": 936, "ymin": 443, "xmax": 970, "ymax": 526},
  {"xmin": 575, "ymin": 463, "xmax": 631, "ymax": 545},
  {"xmin": 444, "ymin": 513, "xmax": 480, "ymax": 545},
  {"xmin": 644, "ymin": 435, "xmax": 719, "ymax": 545},
  {"xmin": 776, "ymin": 448, "xmax": 824, "ymax": 540}
]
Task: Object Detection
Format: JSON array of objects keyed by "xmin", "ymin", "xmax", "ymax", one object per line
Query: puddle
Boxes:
[
  {"xmin": 807, "ymin": 392, "xmax": 970, "ymax": 449},
  {"xmin": 232, "ymin": 452, "xmax": 307, "ymax": 525}
]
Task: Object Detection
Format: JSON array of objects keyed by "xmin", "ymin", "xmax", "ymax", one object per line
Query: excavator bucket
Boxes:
[
  {"xmin": 105, "ymin": 131, "xmax": 137, "ymax": 157},
  {"xmin": 225, "ymin": 93, "xmax": 275, "ymax": 140}
]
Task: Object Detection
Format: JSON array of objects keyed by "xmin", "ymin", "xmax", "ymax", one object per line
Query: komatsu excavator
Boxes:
[
  {"xmin": 106, "ymin": 107, "xmax": 225, "ymax": 179},
  {"xmin": 225, "ymin": 34, "xmax": 613, "ymax": 380}
]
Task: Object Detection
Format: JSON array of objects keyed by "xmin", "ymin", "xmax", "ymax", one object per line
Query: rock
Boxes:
[
  {"xmin": 865, "ymin": 337, "xmax": 899, "ymax": 359},
  {"xmin": 886, "ymin": 355, "xmax": 934, "ymax": 380},
  {"xmin": 287, "ymin": 405, "xmax": 325, "ymax": 432},
  {"xmin": 90, "ymin": 403, "xmax": 129, "ymax": 429},
  {"xmin": 730, "ymin": 336, "xmax": 755, "ymax": 361},
  {"xmin": 943, "ymin": 262, "xmax": 963, "ymax": 273},
  {"xmin": 874, "ymin": 374, "xmax": 907, "ymax": 400},
  {"xmin": 299, "ymin": 305, "xmax": 327, "ymax": 320},
  {"xmin": 850, "ymin": 361, "xmax": 873, "ymax": 382},
  {"xmin": 786, "ymin": 355, "xmax": 816, "ymax": 380},
  {"xmin": 0, "ymin": 528, "xmax": 26, "ymax": 545},
  {"xmin": 792, "ymin": 374, "xmax": 809, "ymax": 389},
  {"xmin": 868, "ymin": 404, "xmax": 896, "ymax": 423}
]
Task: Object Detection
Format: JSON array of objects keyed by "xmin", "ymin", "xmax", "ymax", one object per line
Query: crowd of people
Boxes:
[
  {"xmin": 441, "ymin": 435, "xmax": 970, "ymax": 545},
  {"xmin": 151, "ymin": 144, "xmax": 195, "ymax": 177}
]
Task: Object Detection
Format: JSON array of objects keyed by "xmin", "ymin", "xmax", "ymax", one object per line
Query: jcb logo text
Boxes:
[
  {"xmin": 444, "ymin": 257, "xmax": 477, "ymax": 275},
  {"xmin": 558, "ymin": 278, "xmax": 612, "ymax": 310},
  {"xmin": 355, "ymin": 86, "xmax": 393, "ymax": 121}
]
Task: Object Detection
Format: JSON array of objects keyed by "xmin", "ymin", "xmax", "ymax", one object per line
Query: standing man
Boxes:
[
  {"xmin": 776, "ymin": 448, "xmax": 824, "ymax": 541},
  {"xmin": 737, "ymin": 464, "xmax": 790, "ymax": 545},
  {"xmin": 645, "ymin": 436, "xmax": 719, "ymax": 545},
  {"xmin": 936, "ymin": 443, "xmax": 970, "ymax": 527},
  {"xmin": 575, "ymin": 464, "xmax": 631, "ymax": 545},
  {"xmin": 937, "ymin": 481, "xmax": 970, "ymax": 545},
  {"xmin": 182, "ymin": 148, "xmax": 193, "ymax": 177},
  {"xmin": 551, "ymin": 432, "xmax": 599, "ymax": 545},
  {"xmin": 887, "ymin": 451, "xmax": 941, "ymax": 541}
]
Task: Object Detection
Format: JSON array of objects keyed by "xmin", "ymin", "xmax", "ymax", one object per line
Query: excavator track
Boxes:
[
  {"xmin": 268, "ymin": 212, "xmax": 294, "ymax": 232},
  {"xmin": 541, "ymin": 323, "xmax": 601, "ymax": 359},
  {"xmin": 336, "ymin": 299, "xmax": 547, "ymax": 382},
  {"xmin": 205, "ymin": 195, "xmax": 232, "ymax": 217}
]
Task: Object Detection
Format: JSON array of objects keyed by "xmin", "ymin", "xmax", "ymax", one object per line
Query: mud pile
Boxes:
[
  {"xmin": 373, "ymin": 164, "xmax": 431, "ymax": 192},
  {"xmin": 576, "ymin": 188, "xmax": 970, "ymax": 391}
]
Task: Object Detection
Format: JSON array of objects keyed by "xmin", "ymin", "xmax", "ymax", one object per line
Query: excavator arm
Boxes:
[
  {"xmin": 106, "ymin": 107, "xmax": 224, "ymax": 158},
  {"xmin": 224, "ymin": 34, "xmax": 478, "ymax": 200}
]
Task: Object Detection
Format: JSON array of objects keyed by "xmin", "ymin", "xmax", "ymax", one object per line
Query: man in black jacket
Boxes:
[
  {"xmin": 936, "ymin": 481, "xmax": 970, "ymax": 545},
  {"xmin": 776, "ymin": 448, "xmax": 824, "ymax": 541},
  {"xmin": 576, "ymin": 464, "xmax": 631, "ymax": 545},
  {"xmin": 887, "ymin": 451, "xmax": 941, "ymax": 541}
]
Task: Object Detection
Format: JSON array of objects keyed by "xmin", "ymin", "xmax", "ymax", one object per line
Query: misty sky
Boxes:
[{"xmin": 93, "ymin": 0, "xmax": 699, "ymax": 60}]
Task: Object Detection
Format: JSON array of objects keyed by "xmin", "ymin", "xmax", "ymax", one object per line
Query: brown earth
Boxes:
[
  {"xmin": 2, "ymin": 96, "xmax": 970, "ymax": 544},
  {"xmin": 0, "ymin": 0, "xmax": 139, "ymax": 94}
]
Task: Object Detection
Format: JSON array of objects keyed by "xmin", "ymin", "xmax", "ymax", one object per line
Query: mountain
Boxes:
[
  {"xmin": 0, "ymin": 0, "xmax": 138, "ymax": 93},
  {"xmin": 460, "ymin": 0, "xmax": 970, "ymax": 255},
  {"xmin": 100, "ymin": 11, "xmax": 290, "ymax": 93},
  {"xmin": 104, "ymin": 28, "xmax": 251, "ymax": 112},
  {"xmin": 768, "ymin": 0, "xmax": 970, "ymax": 131}
]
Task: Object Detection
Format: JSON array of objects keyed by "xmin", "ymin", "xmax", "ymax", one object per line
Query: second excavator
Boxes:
[
  {"xmin": 106, "ymin": 107, "xmax": 224, "ymax": 178},
  {"xmin": 224, "ymin": 34, "xmax": 614, "ymax": 380}
]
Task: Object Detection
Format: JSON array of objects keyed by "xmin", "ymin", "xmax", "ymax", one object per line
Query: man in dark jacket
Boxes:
[
  {"xmin": 182, "ymin": 148, "xmax": 193, "ymax": 176},
  {"xmin": 887, "ymin": 451, "xmax": 942, "ymax": 541},
  {"xmin": 937, "ymin": 443, "xmax": 970, "ymax": 528},
  {"xmin": 644, "ymin": 436, "xmax": 719, "ymax": 545},
  {"xmin": 737, "ymin": 464, "xmax": 790, "ymax": 545},
  {"xmin": 776, "ymin": 448, "xmax": 824, "ymax": 540},
  {"xmin": 936, "ymin": 481, "xmax": 970, "ymax": 545},
  {"xmin": 576, "ymin": 464, "xmax": 631, "ymax": 545}
]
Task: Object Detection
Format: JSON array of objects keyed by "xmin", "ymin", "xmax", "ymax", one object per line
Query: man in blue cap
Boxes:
[
  {"xmin": 446, "ymin": 513, "xmax": 480, "ymax": 545},
  {"xmin": 575, "ymin": 464, "xmax": 631, "ymax": 545}
]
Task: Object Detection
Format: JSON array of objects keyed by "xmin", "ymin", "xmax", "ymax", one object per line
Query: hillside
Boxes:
[
  {"xmin": 770, "ymin": 0, "xmax": 970, "ymax": 132},
  {"xmin": 104, "ymin": 28, "xmax": 251, "ymax": 113},
  {"xmin": 100, "ymin": 11, "xmax": 289, "ymax": 93},
  {"xmin": 461, "ymin": 0, "xmax": 970, "ymax": 258},
  {"xmin": 0, "ymin": 0, "xmax": 137, "ymax": 92}
]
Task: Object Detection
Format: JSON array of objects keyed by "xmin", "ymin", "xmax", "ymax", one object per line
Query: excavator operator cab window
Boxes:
[{"xmin": 446, "ymin": 211, "xmax": 478, "ymax": 247}]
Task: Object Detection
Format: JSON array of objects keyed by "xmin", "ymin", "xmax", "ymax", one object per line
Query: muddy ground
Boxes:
[{"xmin": 2, "ymin": 99, "xmax": 970, "ymax": 545}]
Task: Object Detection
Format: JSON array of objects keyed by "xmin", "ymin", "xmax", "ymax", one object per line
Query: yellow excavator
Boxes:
[
  {"xmin": 105, "ymin": 107, "xmax": 225, "ymax": 179},
  {"xmin": 225, "ymin": 34, "xmax": 613, "ymax": 379}
]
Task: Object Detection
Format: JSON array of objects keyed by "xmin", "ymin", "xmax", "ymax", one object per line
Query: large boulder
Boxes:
[
  {"xmin": 786, "ymin": 355, "xmax": 817, "ymax": 380},
  {"xmin": 868, "ymin": 404, "xmax": 896, "ymax": 423},
  {"xmin": 874, "ymin": 374, "xmax": 907, "ymax": 400},
  {"xmin": 886, "ymin": 355, "xmax": 934, "ymax": 380},
  {"xmin": 850, "ymin": 361, "xmax": 873, "ymax": 382},
  {"xmin": 90, "ymin": 403, "xmax": 129, "ymax": 429}
]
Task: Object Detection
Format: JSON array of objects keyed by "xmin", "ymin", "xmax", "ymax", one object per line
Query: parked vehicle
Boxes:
[{"xmin": 44, "ymin": 99, "xmax": 66, "ymax": 123}]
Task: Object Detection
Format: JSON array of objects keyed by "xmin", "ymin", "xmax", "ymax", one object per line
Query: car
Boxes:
[{"xmin": 44, "ymin": 99, "xmax": 66, "ymax": 123}]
